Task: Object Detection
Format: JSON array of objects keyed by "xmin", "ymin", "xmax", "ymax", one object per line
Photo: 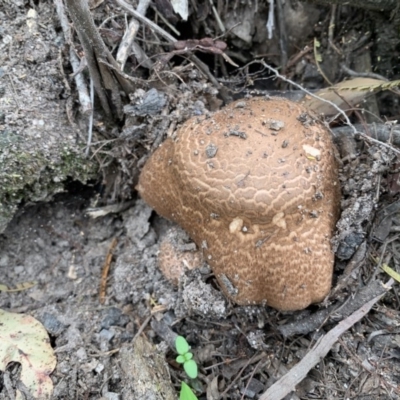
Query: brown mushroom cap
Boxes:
[{"xmin": 137, "ymin": 97, "xmax": 341, "ymax": 311}]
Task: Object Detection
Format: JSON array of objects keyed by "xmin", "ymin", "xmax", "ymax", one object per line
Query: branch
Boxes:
[
  {"xmin": 299, "ymin": 0, "xmax": 399, "ymax": 11},
  {"xmin": 54, "ymin": 0, "xmax": 92, "ymax": 115},
  {"xmin": 259, "ymin": 279, "xmax": 393, "ymax": 400},
  {"xmin": 115, "ymin": 0, "xmax": 230, "ymax": 102},
  {"xmin": 64, "ymin": 0, "xmax": 134, "ymax": 119}
]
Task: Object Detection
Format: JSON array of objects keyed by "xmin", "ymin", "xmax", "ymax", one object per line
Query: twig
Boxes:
[
  {"xmin": 359, "ymin": 131, "xmax": 400, "ymax": 156},
  {"xmin": 259, "ymin": 279, "xmax": 393, "ymax": 400},
  {"xmin": 278, "ymin": 279, "xmax": 389, "ymax": 338},
  {"xmin": 285, "ymin": 45, "xmax": 313, "ymax": 70},
  {"xmin": 116, "ymin": 0, "xmax": 151, "ymax": 70},
  {"xmin": 65, "ymin": 0, "xmax": 134, "ymax": 119},
  {"xmin": 298, "ymin": 0, "xmax": 397, "ymax": 11},
  {"xmin": 209, "ymin": 0, "xmax": 226, "ymax": 33},
  {"xmin": 326, "ymin": 241, "xmax": 367, "ymax": 301},
  {"xmin": 333, "ymin": 123, "xmax": 400, "ymax": 147},
  {"xmin": 259, "ymin": 60, "xmax": 357, "ymax": 133},
  {"xmin": 370, "ymin": 235, "xmax": 400, "ymax": 282},
  {"xmin": 116, "ymin": 0, "xmax": 176, "ymax": 42},
  {"xmin": 115, "ymin": 0, "xmax": 229, "ymax": 101},
  {"xmin": 240, "ymin": 359, "xmax": 263, "ymax": 400},
  {"xmin": 328, "ymin": 5, "xmax": 341, "ymax": 55},
  {"xmin": 117, "ymin": 18, "xmax": 141, "ymax": 70},
  {"xmin": 276, "ymin": 0, "xmax": 288, "ymax": 68},
  {"xmin": 85, "ymin": 78, "xmax": 94, "ymax": 157},
  {"xmin": 328, "ymin": 86, "xmax": 370, "ymax": 134},
  {"xmin": 341, "ymin": 63, "xmax": 389, "ymax": 82},
  {"xmin": 98, "ymin": 59, "xmax": 146, "ymax": 84},
  {"xmin": 54, "ymin": 0, "xmax": 92, "ymax": 115},
  {"xmin": 99, "ymin": 238, "xmax": 118, "ymax": 304},
  {"xmin": 266, "ymin": 0, "xmax": 275, "ymax": 39},
  {"xmin": 219, "ymin": 353, "xmax": 267, "ymax": 399},
  {"xmin": 314, "ymin": 37, "xmax": 333, "ymax": 85},
  {"xmin": 133, "ymin": 315, "xmax": 152, "ymax": 340},
  {"xmin": 152, "ymin": 5, "xmax": 181, "ymax": 36},
  {"xmin": 86, "ymin": 200, "xmax": 136, "ymax": 218}
]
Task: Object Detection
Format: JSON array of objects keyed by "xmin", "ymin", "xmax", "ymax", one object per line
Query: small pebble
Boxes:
[
  {"xmin": 99, "ymin": 329, "xmax": 115, "ymax": 342},
  {"xmin": 39, "ymin": 312, "xmax": 67, "ymax": 336}
]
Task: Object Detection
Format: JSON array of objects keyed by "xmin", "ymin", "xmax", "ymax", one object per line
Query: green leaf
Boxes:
[
  {"xmin": 176, "ymin": 355, "xmax": 186, "ymax": 364},
  {"xmin": 175, "ymin": 336, "xmax": 190, "ymax": 355},
  {"xmin": 184, "ymin": 359, "xmax": 198, "ymax": 379},
  {"xmin": 185, "ymin": 352, "xmax": 193, "ymax": 361},
  {"xmin": 180, "ymin": 381, "xmax": 198, "ymax": 400}
]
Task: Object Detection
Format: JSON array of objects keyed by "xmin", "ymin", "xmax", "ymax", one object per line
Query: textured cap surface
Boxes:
[{"xmin": 137, "ymin": 97, "xmax": 340, "ymax": 310}]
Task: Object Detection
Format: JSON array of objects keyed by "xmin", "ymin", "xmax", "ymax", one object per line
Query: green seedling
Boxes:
[
  {"xmin": 175, "ymin": 336, "xmax": 198, "ymax": 379},
  {"xmin": 175, "ymin": 335, "xmax": 199, "ymax": 400},
  {"xmin": 180, "ymin": 381, "xmax": 198, "ymax": 400}
]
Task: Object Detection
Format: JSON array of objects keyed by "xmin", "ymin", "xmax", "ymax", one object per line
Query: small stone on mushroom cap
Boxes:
[{"xmin": 137, "ymin": 97, "xmax": 341, "ymax": 311}]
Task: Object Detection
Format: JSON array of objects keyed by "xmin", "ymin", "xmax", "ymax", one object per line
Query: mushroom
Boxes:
[{"xmin": 137, "ymin": 97, "xmax": 340, "ymax": 311}]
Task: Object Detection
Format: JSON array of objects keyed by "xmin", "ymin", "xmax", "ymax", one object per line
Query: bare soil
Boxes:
[{"xmin": 1, "ymin": 1, "xmax": 400, "ymax": 400}]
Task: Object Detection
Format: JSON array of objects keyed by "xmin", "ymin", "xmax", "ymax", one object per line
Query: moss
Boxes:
[{"xmin": 0, "ymin": 132, "xmax": 98, "ymax": 232}]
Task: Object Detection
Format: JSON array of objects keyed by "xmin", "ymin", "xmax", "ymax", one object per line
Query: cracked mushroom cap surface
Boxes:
[{"xmin": 137, "ymin": 97, "xmax": 341, "ymax": 311}]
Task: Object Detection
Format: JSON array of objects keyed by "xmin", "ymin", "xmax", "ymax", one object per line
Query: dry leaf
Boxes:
[
  {"xmin": 0, "ymin": 309, "xmax": 56, "ymax": 400},
  {"xmin": 381, "ymin": 263, "xmax": 400, "ymax": 283},
  {"xmin": 0, "ymin": 281, "xmax": 37, "ymax": 292},
  {"xmin": 303, "ymin": 77, "xmax": 397, "ymax": 116}
]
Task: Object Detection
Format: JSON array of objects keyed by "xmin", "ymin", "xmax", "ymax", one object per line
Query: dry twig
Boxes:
[
  {"xmin": 116, "ymin": 0, "xmax": 152, "ymax": 70},
  {"xmin": 65, "ymin": 0, "xmax": 134, "ymax": 119},
  {"xmin": 260, "ymin": 279, "xmax": 393, "ymax": 400},
  {"xmin": 115, "ymin": 0, "xmax": 230, "ymax": 102},
  {"xmin": 278, "ymin": 279, "xmax": 389, "ymax": 338},
  {"xmin": 54, "ymin": 0, "xmax": 92, "ymax": 115},
  {"xmin": 259, "ymin": 60, "xmax": 356, "ymax": 133},
  {"xmin": 99, "ymin": 238, "xmax": 118, "ymax": 304},
  {"xmin": 299, "ymin": 0, "xmax": 398, "ymax": 11}
]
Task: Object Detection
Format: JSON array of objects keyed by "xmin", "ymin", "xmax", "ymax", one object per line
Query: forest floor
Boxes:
[{"xmin": 1, "ymin": 1, "xmax": 400, "ymax": 399}]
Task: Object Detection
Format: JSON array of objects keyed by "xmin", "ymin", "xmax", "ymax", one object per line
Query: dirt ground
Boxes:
[{"xmin": 1, "ymin": 1, "xmax": 400, "ymax": 399}]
